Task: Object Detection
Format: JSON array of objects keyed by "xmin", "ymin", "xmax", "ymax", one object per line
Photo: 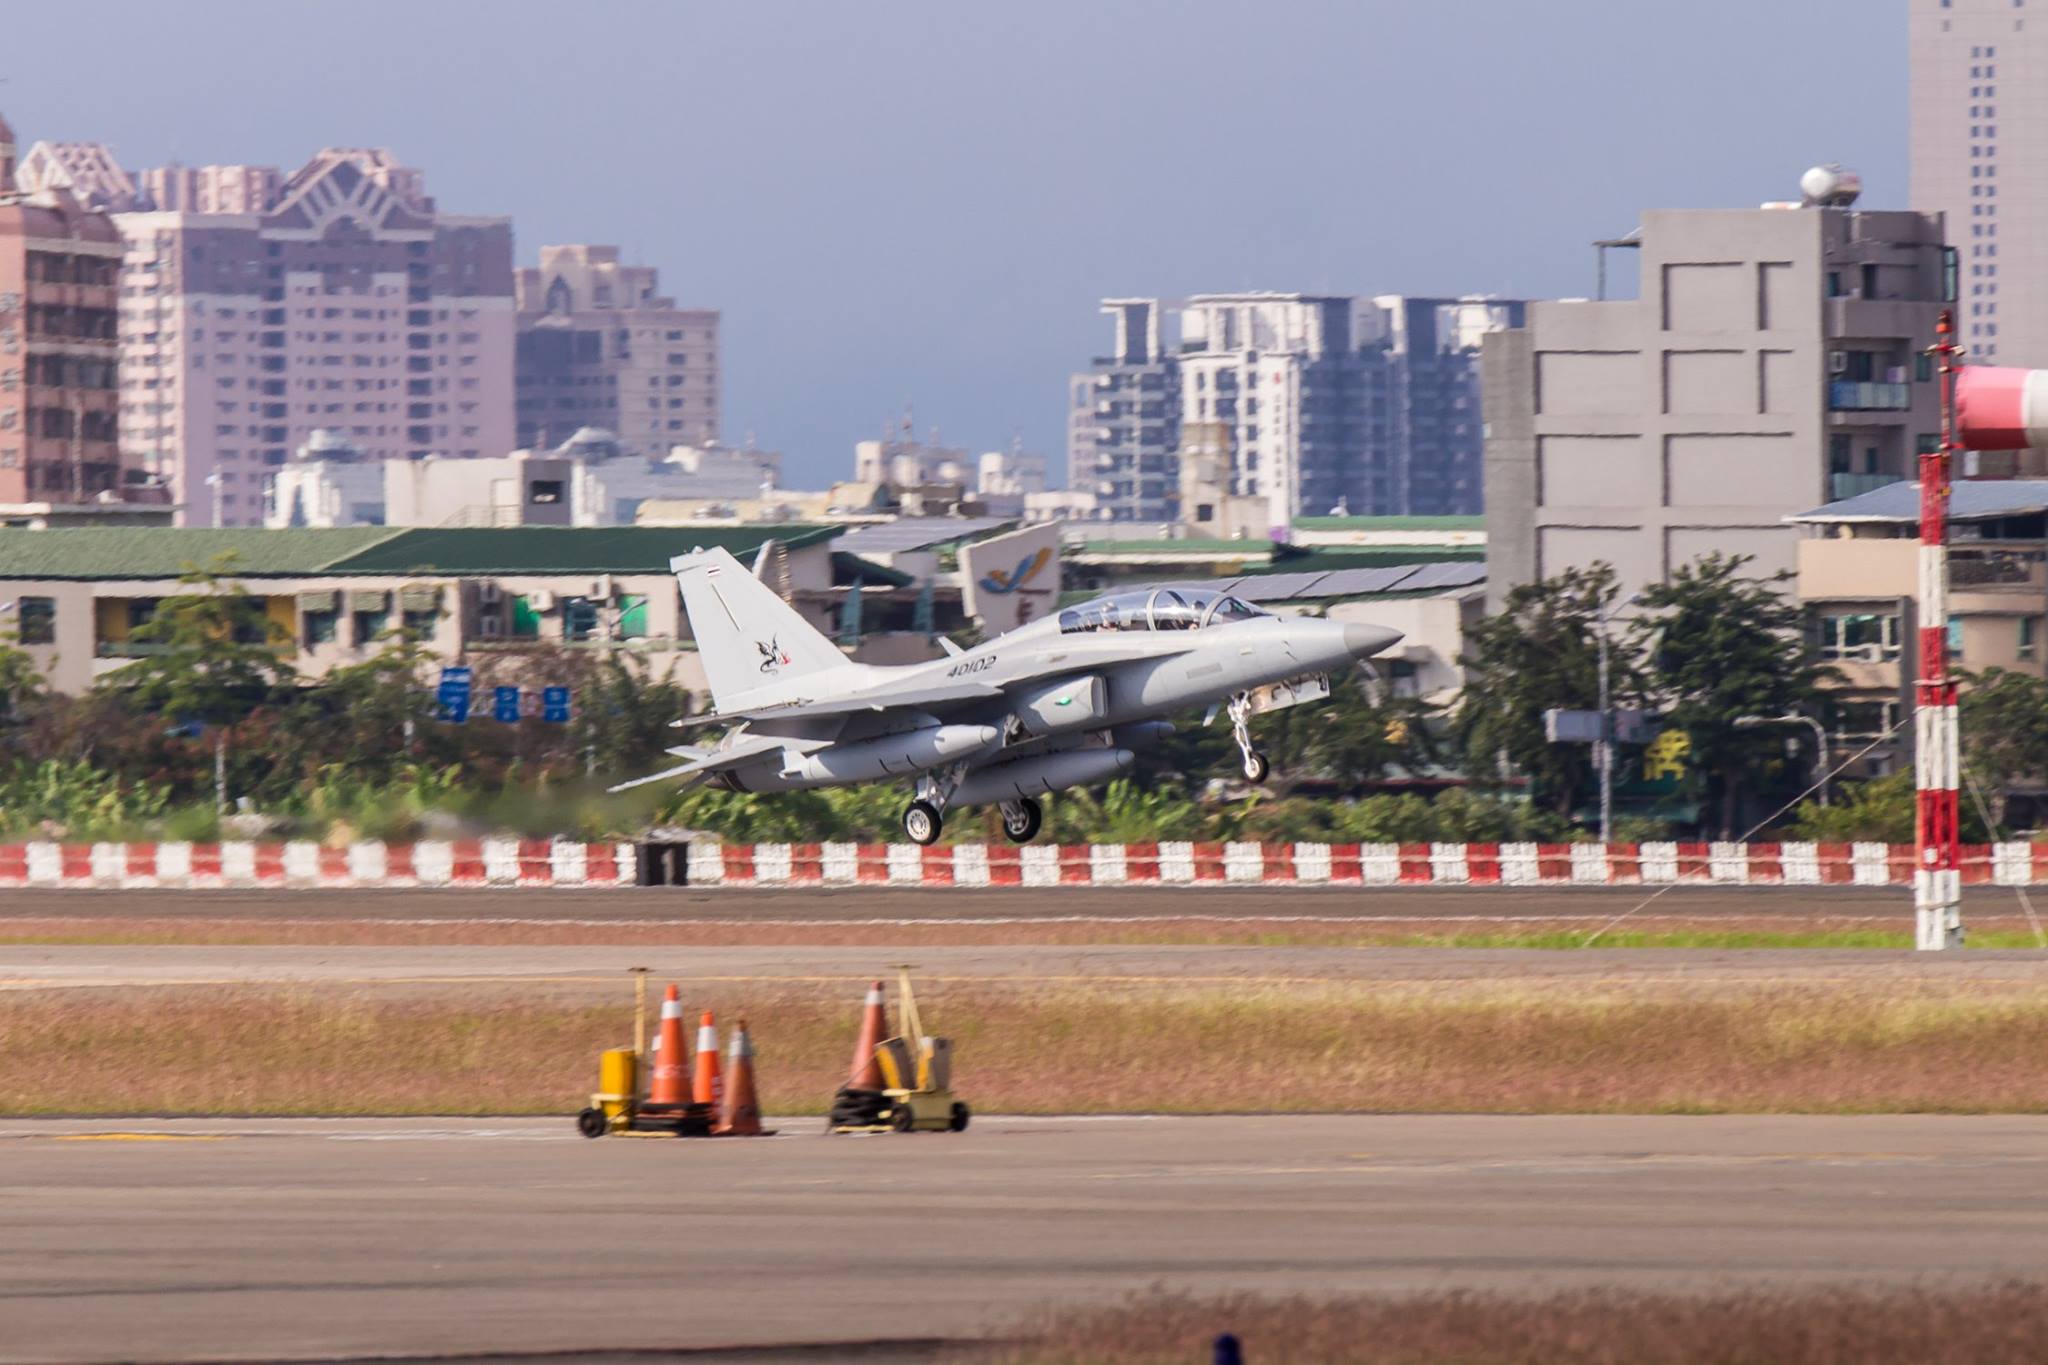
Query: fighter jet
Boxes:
[{"xmin": 613, "ymin": 547, "xmax": 1402, "ymax": 845}]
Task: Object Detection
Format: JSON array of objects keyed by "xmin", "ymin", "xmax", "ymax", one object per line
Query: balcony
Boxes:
[
  {"xmin": 1951, "ymin": 546, "xmax": 2048, "ymax": 594},
  {"xmin": 1828, "ymin": 381, "xmax": 1911, "ymax": 412}
]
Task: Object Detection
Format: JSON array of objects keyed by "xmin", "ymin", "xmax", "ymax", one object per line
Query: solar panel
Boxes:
[{"xmin": 1397, "ymin": 561, "xmax": 1486, "ymax": 591}]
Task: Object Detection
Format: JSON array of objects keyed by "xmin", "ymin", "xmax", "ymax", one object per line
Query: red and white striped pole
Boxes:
[{"xmin": 1916, "ymin": 311, "xmax": 1964, "ymax": 950}]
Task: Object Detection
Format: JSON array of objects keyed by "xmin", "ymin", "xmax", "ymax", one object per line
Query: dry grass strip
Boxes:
[
  {"xmin": 981, "ymin": 1283, "xmax": 2048, "ymax": 1364},
  {"xmin": 6, "ymin": 979, "xmax": 2048, "ymax": 1117}
]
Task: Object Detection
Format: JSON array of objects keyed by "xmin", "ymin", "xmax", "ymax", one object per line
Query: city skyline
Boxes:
[{"xmin": 7, "ymin": 0, "xmax": 1907, "ymax": 486}]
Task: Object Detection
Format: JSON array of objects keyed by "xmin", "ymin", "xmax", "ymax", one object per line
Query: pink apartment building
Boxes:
[{"xmin": 15, "ymin": 142, "xmax": 513, "ymax": 526}]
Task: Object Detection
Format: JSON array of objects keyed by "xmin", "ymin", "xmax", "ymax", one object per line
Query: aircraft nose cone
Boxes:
[{"xmin": 1343, "ymin": 623, "xmax": 1401, "ymax": 659}]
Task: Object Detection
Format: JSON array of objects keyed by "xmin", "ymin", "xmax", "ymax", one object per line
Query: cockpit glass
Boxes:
[
  {"xmin": 1150, "ymin": 589, "xmax": 1200, "ymax": 631},
  {"xmin": 1057, "ymin": 588, "xmax": 1268, "ymax": 635},
  {"xmin": 1208, "ymin": 595, "xmax": 1263, "ymax": 624}
]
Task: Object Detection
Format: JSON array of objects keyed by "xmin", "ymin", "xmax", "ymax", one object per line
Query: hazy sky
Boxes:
[{"xmin": 7, "ymin": 1, "xmax": 1906, "ymax": 484}]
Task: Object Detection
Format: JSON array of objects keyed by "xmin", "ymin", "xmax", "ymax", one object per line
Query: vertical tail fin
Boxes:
[{"xmin": 673, "ymin": 547, "xmax": 848, "ymax": 710}]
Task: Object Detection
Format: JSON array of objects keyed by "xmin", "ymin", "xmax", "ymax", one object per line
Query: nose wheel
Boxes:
[
  {"xmin": 999, "ymin": 797, "xmax": 1042, "ymax": 844},
  {"xmin": 1227, "ymin": 692, "xmax": 1270, "ymax": 785}
]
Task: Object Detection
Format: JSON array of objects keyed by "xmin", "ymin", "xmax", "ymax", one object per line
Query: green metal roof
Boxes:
[
  {"xmin": 1075, "ymin": 538, "xmax": 1276, "ymax": 557},
  {"xmin": 0, "ymin": 525, "xmax": 840, "ymax": 580},
  {"xmin": 1244, "ymin": 545, "xmax": 1484, "ymax": 575},
  {"xmin": 1291, "ymin": 515, "xmax": 1485, "ymax": 531}
]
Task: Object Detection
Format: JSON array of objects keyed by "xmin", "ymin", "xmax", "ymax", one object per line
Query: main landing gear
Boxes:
[
  {"xmin": 1228, "ymin": 692, "xmax": 1270, "ymax": 785},
  {"xmin": 902, "ymin": 762, "xmax": 969, "ymax": 846},
  {"xmin": 998, "ymin": 797, "xmax": 1042, "ymax": 844}
]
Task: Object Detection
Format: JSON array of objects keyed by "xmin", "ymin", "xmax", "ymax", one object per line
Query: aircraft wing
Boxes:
[
  {"xmin": 671, "ymin": 678, "xmax": 1007, "ymax": 728},
  {"xmin": 605, "ymin": 731, "xmax": 826, "ymax": 793}
]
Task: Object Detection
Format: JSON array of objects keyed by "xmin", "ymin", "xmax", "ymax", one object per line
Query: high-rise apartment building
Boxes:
[
  {"xmin": 514, "ymin": 245, "xmax": 718, "ymax": 454},
  {"xmin": 16, "ymin": 142, "xmax": 514, "ymax": 526},
  {"xmin": 1177, "ymin": 293, "xmax": 1363, "ymax": 528},
  {"xmin": 1070, "ymin": 300, "xmax": 1181, "ymax": 521},
  {"xmin": 1359, "ymin": 296, "xmax": 1524, "ymax": 517},
  {"xmin": 1069, "ymin": 293, "xmax": 1518, "ymax": 525},
  {"xmin": 0, "ymin": 115, "xmax": 156, "ymax": 522},
  {"xmin": 1481, "ymin": 194, "xmax": 1952, "ymax": 607},
  {"xmin": 1911, "ymin": 0, "xmax": 2042, "ymax": 366}
]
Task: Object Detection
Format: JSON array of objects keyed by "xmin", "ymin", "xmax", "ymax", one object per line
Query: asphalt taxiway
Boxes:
[{"xmin": 5, "ymin": 1114, "xmax": 2047, "ymax": 1362}]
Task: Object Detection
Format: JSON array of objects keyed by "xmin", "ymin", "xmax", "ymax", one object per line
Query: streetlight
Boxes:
[
  {"xmin": 1734, "ymin": 714, "xmax": 1832, "ymax": 807},
  {"xmin": 1596, "ymin": 592, "xmax": 1641, "ymax": 844}
]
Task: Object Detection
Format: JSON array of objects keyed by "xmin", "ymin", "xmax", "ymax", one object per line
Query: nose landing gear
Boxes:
[{"xmin": 1228, "ymin": 692, "xmax": 1270, "ymax": 785}]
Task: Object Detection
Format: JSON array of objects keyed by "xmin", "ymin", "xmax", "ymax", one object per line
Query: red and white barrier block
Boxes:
[
  {"xmin": 0, "ymin": 839, "xmax": 635, "ymax": 889},
  {"xmin": 687, "ymin": 840, "xmax": 2048, "ymax": 888},
  {"xmin": 5, "ymin": 839, "xmax": 2048, "ymax": 890}
]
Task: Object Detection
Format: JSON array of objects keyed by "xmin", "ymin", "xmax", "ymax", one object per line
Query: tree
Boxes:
[
  {"xmin": 0, "ymin": 610, "xmax": 44, "ymax": 725},
  {"xmin": 1454, "ymin": 562, "xmax": 1634, "ymax": 815},
  {"xmin": 1958, "ymin": 667, "xmax": 2048, "ymax": 832},
  {"xmin": 1629, "ymin": 553, "xmax": 1834, "ymax": 839},
  {"xmin": 96, "ymin": 553, "xmax": 295, "ymax": 811}
]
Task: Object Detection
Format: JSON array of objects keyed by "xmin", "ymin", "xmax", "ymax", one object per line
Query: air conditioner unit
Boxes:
[
  {"xmin": 477, "ymin": 582, "xmax": 503, "ymax": 605},
  {"xmin": 477, "ymin": 615, "xmax": 505, "ymax": 638},
  {"xmin": 1827, "ymin": 350, "xmax": 1849, "ymax": 375},
  {"xmin": 529, "ymin": 589, "xmax": 557, "ymax": 612},
  {"xmin": 1855, "ymin": 643, "xmax": 1886, "ymax": 663},
  {"xmin": 591, "ymin": 573, "xmax": 613, "ymax": 600}
]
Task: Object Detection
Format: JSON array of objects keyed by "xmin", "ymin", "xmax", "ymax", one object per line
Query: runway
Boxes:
[
  {"xmin": 4, "ymin": 1114, "xmax": 2046, "ymax": 1362},
  {"xmin": 0, "ymin": 883, "xmax": 1927, "ymax": 923},
  {"xmin": 8, "ymin": 942, "xmax": 2048, "ymax": 994}
]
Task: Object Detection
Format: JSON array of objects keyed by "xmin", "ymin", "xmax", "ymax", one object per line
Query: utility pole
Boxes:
[
  {"xmin": 1595, "ymin": 592, "xmax": 1639, "ymax": 845},
  {"xmin": 1917, "ymin": 312, "xmax": 1964, "ymax": 950}
]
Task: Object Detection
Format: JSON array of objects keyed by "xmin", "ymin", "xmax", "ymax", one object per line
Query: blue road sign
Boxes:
[
  {"xmin": 541, "ymin": 685, "xmax": 571, "ymax": 723},
  {"xmin": 436, "ymin": 666, "xmax": 473, "ymax": 723},
  {"xmin": 493, "ymin": 685, "xmax": 521, "ymax": 723}
]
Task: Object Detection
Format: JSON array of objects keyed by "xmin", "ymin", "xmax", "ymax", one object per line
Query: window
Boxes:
[
  {"xmin": 528, "ymin": 480, "xmax": 564, "ymax": 505},
  {"xmin": 353, "ymin": 606, "xmax": 389, "ymax": 644},
  {"xmin": 2022, "ymin": 616, "xmax": 2038, "ymax": 661},
  {"xmin": 16, "ymin": 596, "xmax": 55, "ymax": 645},
  {"xmin": 562, "ymin": 597, "xmax": 600, "ymax": 642},
  {"xmin": 1947, "ymin": 616, "xmax": 1965, "ymax": 659},
  {"xmin": 617, "ymin": 594, "xmax": 649, "ymax": 639},
  {"xmin": 401, "ymin": 609, "xmax": 438, "ymax": 639},
  {"xmin": 1819, "ymin": 612, "xmax": 1901, "ymax": 661},
  {"xmin": 305, "ymin": 610, "xmax": 338, "ymax": 645}
]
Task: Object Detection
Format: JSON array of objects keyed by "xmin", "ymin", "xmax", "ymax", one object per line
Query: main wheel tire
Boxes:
[
  {"xmin": 1243, "ymin": 751, "xmax": 1270, "ymax": 784},
  {"xmin": 1000, "ymin": 797, "xmax": 1043, "ymax": 844},
  {"xmin": 575, "ymin": 1107, "xmax": 608, "ymax": 1139},
  {"xmin": 949, "ymin": 1101, "xmax": 971, "ymax": 1133},
  {"xmin": 903, "ymin": 800, "xmax": 943, "ymax": 846},
  {"xmin": 891, "ymin": 1103, "xmax": 918, "ymax": 1133}
]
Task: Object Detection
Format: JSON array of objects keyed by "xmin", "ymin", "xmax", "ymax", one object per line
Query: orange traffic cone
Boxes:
[
  {"xmin": 692, "ymin": 1010, "xmax": 723, "ymax": 1108},
  {"xmin": 648, "ymin": 983, "xmax": 689, "ymax": 1107},
  {"xmin": 848, "ymin": 980, "xmax": 887, "ymax": 1090},
  {"xmin": 714, "ymin": 1016, "xmax": 770, "ymax": 1136}
]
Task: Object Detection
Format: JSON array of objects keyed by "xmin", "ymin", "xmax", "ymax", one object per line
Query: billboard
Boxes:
[{"xmin": 959, "ymin": 522, "xmax": 1062, "ymax": 637}]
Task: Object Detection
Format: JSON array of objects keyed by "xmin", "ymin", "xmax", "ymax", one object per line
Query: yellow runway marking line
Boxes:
[{"xmin": 49, "ymin": 1133, "xmax": 233, "ymax": 1143}]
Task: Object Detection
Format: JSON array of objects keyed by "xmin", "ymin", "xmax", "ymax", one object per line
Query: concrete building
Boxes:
[
  {"xmin": 268, "ymin": 425, "xmax": 780, "ymax": 529},
  {"xmin": 0, "ymin": 115, "xmax": 166, "ymax": 524},
  {"xmin": 1793, "ymin": 480, "xmax": 2048, "ymax": 783},
  {"xmin": 0, "ymin": 524, "xmax": 840, "ymax": 696},
  {"xmin": 514, "ymin": 245, "xmax": 718, "ymax": 454},
  {"xmin": 1482, "ymin": 189, "xmax": 1952, "ymax": 606},
  {"xmin": 15, "ymin": 142, "xmax": 515, "ymax": 527},
  {"xmin": 1911, "ymin": 0, "xmax": 2043, "ymax": 367},
  {"xmin": 1358, "ymin": 296, "xmax": 1524, "ymax": 517},
  {"xmin": 1072, "ymin": 293, "xmax": 1516, "ymax": 527},
  {"xmin": 1070, "ymin": 299, "xmax": 1181, "ymax": 522},
  {"xmin": 1177, "ymin": 292, "xmax": 1363, "ymax": 530}
]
